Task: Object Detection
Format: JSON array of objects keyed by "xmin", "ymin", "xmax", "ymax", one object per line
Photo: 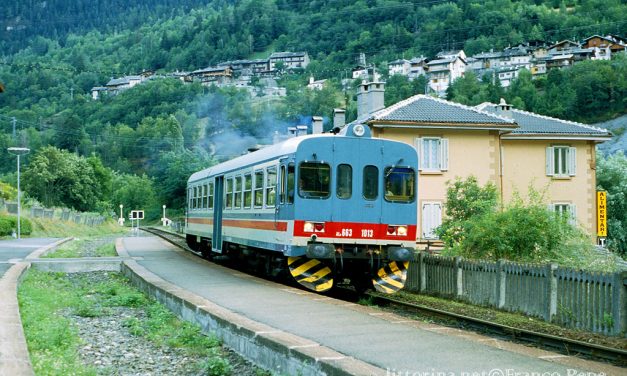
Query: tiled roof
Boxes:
[
  {"xmin": 476, "ymin": 103, "xmax": 611, "ymax": 138},
  {"xmin": 364, "ymin": 95, "xmax": 515, "ymax": 127},
  {"xmin": 269, "ymin": 51, "xmax": 306, "ymax": 59}
]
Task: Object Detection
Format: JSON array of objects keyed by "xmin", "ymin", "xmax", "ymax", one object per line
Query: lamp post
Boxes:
[
  {"xmin": 162, "ymin": 205, "xmax": 166, "ymax": 226},
  {"xmin": 119, "ymin": 204, "xmax": 124, "ymax": 226},
  {"xmin": 7, "ymin": 147, "xmax": 30, "ymax": 239}
]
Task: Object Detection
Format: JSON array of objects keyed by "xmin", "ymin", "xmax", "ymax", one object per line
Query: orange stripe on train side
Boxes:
[
  {"xmin": 223, "ymin": 219, "xmax": 287, "ymax": 231},
  {"xmin": 188, "ymin": 217, "xmax": 287, "ymax": 232}
]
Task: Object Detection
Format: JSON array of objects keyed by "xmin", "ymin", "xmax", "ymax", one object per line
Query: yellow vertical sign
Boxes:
[{"xmin": 597, "ymin": 191, "xmax": 607, "ymax": 237}]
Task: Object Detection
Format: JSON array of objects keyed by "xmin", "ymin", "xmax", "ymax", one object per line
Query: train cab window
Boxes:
[
  {"xmin": 234, "ymin": 176, "xmax": 242, "ymax": 209},
  {"xmin": 363, "ymin": 165, "xmax": 378, "ymax": 200},
  {"xmin": 254, "ymin": 170, "xmax": 264, "ymax": 207},
  {"xmin": 208, "ymin": 182, "xmax": 214, "ymax": 209},
  {"xmin": 225, "ymin": 178, "xmax": 233, "ymax": 209},
  {"xmin": 266, "ymin": 167, "xmax": 277, "ymax": 207},
  {"xmin": 336, "ymin": 164, "xmax": 352, "ymax": 199},
  {"xmin": 299, "ymin": 162, "xmax": 330, "ymax": 199},
  {"xmin": 244, "ymin": 174, "xmax": 252, "ymax": 208},
  {"xmin": 384, "ymin": 167, "xmax": 415, "ymax": 203}
]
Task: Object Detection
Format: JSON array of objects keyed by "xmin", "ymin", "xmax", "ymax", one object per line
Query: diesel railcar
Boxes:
[{"xmin": 185, "ymin": 123, "xmax": 417, "ymax": 294}]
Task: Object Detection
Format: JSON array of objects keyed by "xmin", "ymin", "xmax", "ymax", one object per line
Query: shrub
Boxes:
[{"xmin": 0, "ymin": 214, "xmax": 32, "ymax": 236}]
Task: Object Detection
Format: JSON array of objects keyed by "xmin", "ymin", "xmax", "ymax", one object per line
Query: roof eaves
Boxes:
[{"xmin": 511, "ymin": 108, "xmax": 610, "ymax": 135}]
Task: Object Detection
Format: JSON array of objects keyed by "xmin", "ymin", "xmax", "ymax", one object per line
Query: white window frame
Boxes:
[
  {"xmin": 421, "ymin": 201, "xmax": 442, "ymax": 239},
  {"xmin": 549, "ymin": 202, "xmax": 577, "ymax": 225},
  {"xmin": 415, "ymin": 137, "xmax": 449, "ymax": 172},
  {"xmin": 546, "ymin": 145, "xmax": 576, "ymax": 177}
]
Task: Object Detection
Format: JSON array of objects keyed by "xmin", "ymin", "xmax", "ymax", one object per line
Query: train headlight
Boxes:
[
  {"xmin": 304, "ymin": 222, "xmax": 314, "ymax": 232},
  {"xmin": 397, "ymin": 226, "xmax": 408, "ymax": 236},
  {"xmin": 353, "ymin": 124, "xmax": 366, "ymax": 137}
]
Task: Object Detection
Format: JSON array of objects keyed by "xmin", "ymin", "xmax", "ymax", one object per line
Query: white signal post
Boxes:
[
  {"xmin": 118, "ymin": 204, "xmax": 125, "ymax": 226},
  {"xmin": 7, "ymin": 147, "xmax": 30, "ymax": 239},
  {"xmin": 161, "ymin": 205, "xmax": 168, "ymax": 227}
]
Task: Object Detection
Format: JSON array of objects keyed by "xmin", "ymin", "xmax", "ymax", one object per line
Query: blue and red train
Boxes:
[{"xmin": 185, "ymin": 123, "xmax": 418, "ymax": 293}]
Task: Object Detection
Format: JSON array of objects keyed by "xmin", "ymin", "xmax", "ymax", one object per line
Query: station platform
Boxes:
[{"xmin": 119, "ymin": 235, "xmax": 618, "ymax": 375}]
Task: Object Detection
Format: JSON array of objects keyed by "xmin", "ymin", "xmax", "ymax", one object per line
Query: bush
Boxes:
[{"xmin": 0, "ymin": 214, "xmax": 32, "ymax": 236}]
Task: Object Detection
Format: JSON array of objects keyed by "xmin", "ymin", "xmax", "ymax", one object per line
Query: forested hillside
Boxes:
[{"xmin": 0, "ymin": 0, "xmax": 625, "ymax": 217}]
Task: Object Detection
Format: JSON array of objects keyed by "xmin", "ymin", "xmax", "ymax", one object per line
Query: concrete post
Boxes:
[
  {"xmin": 546, "ymin": 263, "xmax": 558, "ymax": 322},
  {"xmin": 455, "ymin": 256, "xmax": 463, "ymax": 298},
  {"xmin": 419, "ymin": 252, "xmax": 426, "ymax": 293},
  {"xmin": 496, "ymin": 260, "xmax": 506, "ymax": 309},
  {"xmin": 612, "ymin": 270, "xmax": 627, "ymax": 335}
]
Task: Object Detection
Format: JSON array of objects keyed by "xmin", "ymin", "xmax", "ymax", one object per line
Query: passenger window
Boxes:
[
  {"xmin": 363, "ymin": 165, "xmax": 378, "ymax": 200},
  {"xmin": 299, "ymin": 162, "xmax": 331, "ymax": 199},
  {"xmin": 254, "ymin": 170, "xmax": 264, "ymax": 207},
  {"xmin": 266, "ymin": 167, "xmax": 277, "ymax": 207},
  {"xmin": 208, "ymin": 182, "xmax": 214, "ymax": 209},
  {"xmin": 244, "ymin": 174, "xmax": 252, "ymax": 208},
  {"xmin": 336, "ymin": 164, "xmax": 352, "ymax": 199},
  {"xmin": 384, "ymin": 167, "xmax": 415, "ymax": 203},
  {"xmin": 188, "ymin": 188, "xmax": 193, "ymax": 210},
  {"xmin": 234, "ymin": 176, "xmax": 242, "ymax": 209},
  {"xmin": 202, "ymin": 184, "xmax": 208, "ymax": 208},
  {"xmin": 280, "ymin": 166, "xmax": 286, "ymax": 204},
  {"xmin": 226, "ymin": 178, "xmax": 233, "ymax": 209},
  {"xmin": 193, "ymin": 186, "xmax": 198, "ymax": 209}
]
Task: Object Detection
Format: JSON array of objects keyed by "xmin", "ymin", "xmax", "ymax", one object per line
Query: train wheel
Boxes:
[
  {"xmin": 287, "ymin": 256, "xmax": 333, "ymax": 292},
  {"xmin": 371, "ymin": 261, "xmax": 409, "ymax": 294}
]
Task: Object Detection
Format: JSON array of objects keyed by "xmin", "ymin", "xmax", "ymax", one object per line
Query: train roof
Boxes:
[{"xmin": 188, "ymin": 134, "xmax": 336, "ymax": 183}]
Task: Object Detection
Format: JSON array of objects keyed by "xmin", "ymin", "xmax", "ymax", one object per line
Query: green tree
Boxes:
[
  {"xmin": 596, "ymin": 152, "xmax": 627, "ymax": 256},
  {"xmin": 111, "ymin": 173, "xmax": 158, "ymax": 219}
]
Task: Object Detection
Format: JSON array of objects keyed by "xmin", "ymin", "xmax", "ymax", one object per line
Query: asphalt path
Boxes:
[{"xmin": 0, "ymin": 238, "xmax": 60, "ymax": 276}]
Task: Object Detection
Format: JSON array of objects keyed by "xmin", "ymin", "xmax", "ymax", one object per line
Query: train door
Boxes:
[
  {"xmin": 357, "ymin": 138, "xmax": 383, "ymax": 224},
  {"xmin": 212, "ymin": 175, "xmax": 224, "ymax": 253}
]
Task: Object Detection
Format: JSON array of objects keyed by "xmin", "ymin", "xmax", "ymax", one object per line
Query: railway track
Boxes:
[{"xmin": 142, "ymin": 226, "xmax": 626, "ymax": 366}]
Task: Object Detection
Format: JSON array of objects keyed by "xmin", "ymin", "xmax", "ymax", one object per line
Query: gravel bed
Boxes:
[{"xmin": 62, "ymin": 272, "xmax": 264, "ymax": 376}]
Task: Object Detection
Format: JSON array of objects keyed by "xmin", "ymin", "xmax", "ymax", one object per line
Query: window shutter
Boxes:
[
  {"xmin": 415, "ymin": 137, "xmax": 423, "ymax": 170},
  {"xmin": 568, "ymin": 147, "xmax": 577, "ymax": 176},
  {"xmin": 546, "ymin": 147, "xmax": 554, "ymax": 176},
  {"xmin": 421, "ymin": 203, "xmax": 430, "ymax": 238},
  {"xmin": 569, "ymin": 204, "xmax": 577, "ymax": 225},
  {"xmin": 440, "ymin": 138, "xmax": 449, "ymax": 171},
  {"xmin": 547, "ymin": 203, "xmax": 555, "ymax": 212}
]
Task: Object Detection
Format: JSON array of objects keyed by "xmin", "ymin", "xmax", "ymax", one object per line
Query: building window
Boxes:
[
  {"xmin": 415, "ymin": 137, "xmax": 449, "ymax": 171},
  {"xmin": 550, "ymin": 203, "xmax": 577, "ymax": 225},
  {"xmin": 546, "ymin": 146, "xmax": 576, "ymax": 176},
  {"xmin": 422, "ymin": 202, "xmax": 442, "ymax": 239}
]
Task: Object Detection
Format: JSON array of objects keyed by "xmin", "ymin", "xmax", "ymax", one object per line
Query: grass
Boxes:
[
  {"xmin": 384, "ymin": 290, "xmax": 627, "ymax": 350},
  {"xmin": 18, "ymin": 270, "xmax": 233, "ymax": 375},
  {"xmin": 42, "ymin": 238, "xmax": 118, "ymax": 258},
  {"xmin": 29, "ymin": 217, "xmax": 129, "ymax": 238}
]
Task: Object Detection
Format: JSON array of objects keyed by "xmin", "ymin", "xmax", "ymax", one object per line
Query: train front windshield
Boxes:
[
  {"xmin": 299, "ymin": 162, "xmax": 331, "ymax": 198},
  {"xmin": 384, "ymin": 167, "xmax": 415, "ymax": 203}
]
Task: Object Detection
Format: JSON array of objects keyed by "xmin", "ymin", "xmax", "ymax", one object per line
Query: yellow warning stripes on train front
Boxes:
[
  {"xmin": 372, "ymin": 261, "xmax": 409, "ymax": 294},
  {"xmin": 288, "ymin": 256, "xmax": 333, "ymax": 292}
]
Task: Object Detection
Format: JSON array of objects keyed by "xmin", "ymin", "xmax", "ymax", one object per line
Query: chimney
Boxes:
[
  {"xmin": 296, "ymin": 125, "xmax": 308, "ymax": 136},
  {"xmin": 357, "ymin": 81, "xmax": 385, "ymax": 119},
  {"xmin": 333, "ymin": 108, "xmax": 346, "ymax": 129},
  {"xmin": 287, "ymin": 126, "xmax": 297, "ymax": 137},
  {"xmin": 312, "ymin": 116, "xmax": 323, "ymax": 134},
  {"xmin": 496, "ymin": 98, "xmax": 513, "ymax": 119}
]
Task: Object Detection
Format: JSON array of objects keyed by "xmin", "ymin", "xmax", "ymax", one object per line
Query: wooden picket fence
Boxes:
[{"xmin": 405, "ymin": 253, "xmax": 626, "ymax": 336}]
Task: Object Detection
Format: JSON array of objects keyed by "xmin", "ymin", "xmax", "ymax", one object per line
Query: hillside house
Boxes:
[
  {"xmin": 269, "ymin": 51, "xmax": 310, "ymax": 71},
  {"xmin": 427, "ymin": 50, "xmax": 467, "ymax": 96},
  {"xmin": 388, "ymin": 59, "xmax": 411, "ymax": 76},
  {"xmin": 307, "ymin": 76, "xmax": 327, "ymax": 90},
  {"xmin": 105, "ymin": 75, "xmax": 143, "ymax": 95},
  {"xmin": 347, "ymin": 81, "xmax": 610, "ymax": 241},
  {"xmin": 582, "ymin": 35, "xmax": 627, "ymax": 55},
  {"xmin": 409, "ymin": 57, "xmax": 428, "ymax": 79},
  {"xmin": 190, "ymin": 66, "xmax": 233, "ymax": 85}
]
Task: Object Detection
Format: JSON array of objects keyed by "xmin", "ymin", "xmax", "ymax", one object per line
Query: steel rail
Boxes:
[
  {"xmin": 366, "ymin": 293, "xmax": 626, "ymax": 366},
  {"xmin": 142, "ymin": 227, "xmax": 626, "ymax": 366}
]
